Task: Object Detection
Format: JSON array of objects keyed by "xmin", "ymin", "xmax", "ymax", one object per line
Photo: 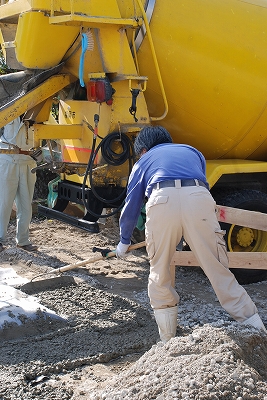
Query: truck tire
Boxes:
[{"xmin": 214, "ymin": 189, "xmax": 267, "ymax": 284}]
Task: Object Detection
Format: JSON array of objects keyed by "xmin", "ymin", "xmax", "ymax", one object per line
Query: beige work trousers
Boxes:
[{"xmin": 145, "ymin": 185, "xmax": 257, "ymax": 322}]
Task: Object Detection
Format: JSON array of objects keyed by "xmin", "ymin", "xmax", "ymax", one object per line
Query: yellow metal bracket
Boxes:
[
  {"xmin": 49, "ymin": 15, "xmax": 143, "ymax": 29},
  {"xmin": 34, "ymin": 123, "xmax": 82, "ymax": 144},
  {"xmin": 128, "ymin": 75, "xmax": 148, "ymax": 92},
  {"xmin": 206, "ymin": 160, "xmax": 267, "ymax": 188},
  {"xmin": 88, "ymin": 73, "xmax": 106, "ymax": 79},
  {"xmin": 2, "ymin": 40, "xmax": 16, "ymax": 48}
]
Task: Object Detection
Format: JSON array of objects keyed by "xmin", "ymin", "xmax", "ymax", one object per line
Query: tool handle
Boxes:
[
  {"xmin": 53, "ymin": 241, "xmax": 146, "ymax": 274},
  {"xmin": 127, "ymin": 240, "xmax": 146, "ymax": 251},
  {"xmin": 101, "ymin": 240, "xmax": 146, "ymax": 259}
]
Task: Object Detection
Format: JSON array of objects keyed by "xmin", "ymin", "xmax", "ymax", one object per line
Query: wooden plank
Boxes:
[
  {"xmin": 216, "ymin": 205, "xmax": 267, "ymax": 232},
  {"xmin": 170, "ymin": 251, "xmax": 267, "ymax": 270}
]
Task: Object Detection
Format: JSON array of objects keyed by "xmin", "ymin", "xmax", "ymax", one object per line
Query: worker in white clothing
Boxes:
[{"xmin": 0, "ymin": 117, "xmax": 38, "ymax": 252}]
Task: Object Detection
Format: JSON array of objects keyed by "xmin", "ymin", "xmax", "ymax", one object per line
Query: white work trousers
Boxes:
[
  {"xmin": 145, "ymin": 185, "xmax": 257, "ymax": 322},
  {"xmin": 0, "ymin": 156, "xmax": 36, "ymax": 246}
]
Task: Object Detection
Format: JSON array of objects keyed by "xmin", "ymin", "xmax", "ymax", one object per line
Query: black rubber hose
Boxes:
[
  {"xmin": 82, "ymin": 133, "xmax": 97, "ymax": 215},
  {"xmin": 82, "ymin": 132, "xmax": 135, "ymax": 218},
  {"xmin": 100, "ymin": 133, "xmax": 130, "ymax": 166}
]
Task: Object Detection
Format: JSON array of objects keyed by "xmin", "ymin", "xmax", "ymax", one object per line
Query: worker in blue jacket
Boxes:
[{"xmin": 116, "ymin": 125, "xmax": 266, "ymax": 342}]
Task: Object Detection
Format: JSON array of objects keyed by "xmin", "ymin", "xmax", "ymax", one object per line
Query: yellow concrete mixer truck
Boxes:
[{"xmin": 1, "ymin": 0, "xmax": 267, "ymax": 283}]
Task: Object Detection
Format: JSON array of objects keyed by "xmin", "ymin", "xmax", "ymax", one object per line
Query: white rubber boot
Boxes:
[
  {"xmin": 154, "ymin": 306, "xmax": 178, "ymax": 343},
  {"xmin": 242, "ymin": 313, "xmax": 267, "ymax": 332}
]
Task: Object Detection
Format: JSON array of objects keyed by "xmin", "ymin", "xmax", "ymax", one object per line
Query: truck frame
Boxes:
[{"xmin": 1, "ymin": 0, "xmax": 267, "ymax": 284}]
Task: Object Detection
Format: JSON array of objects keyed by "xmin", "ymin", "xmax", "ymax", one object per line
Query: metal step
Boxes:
[{"xmin": 38, "ymin": 205, "xmax": 99, "ymax": 233}]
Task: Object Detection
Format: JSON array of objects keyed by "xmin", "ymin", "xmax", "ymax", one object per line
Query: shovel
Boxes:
[{"xmin": 20, "ymin": 241, "xmax": 146, "ymax": 293}]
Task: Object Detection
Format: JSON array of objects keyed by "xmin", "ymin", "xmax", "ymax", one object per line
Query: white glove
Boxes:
[{"xmin": 116, "ymin": 241, "xmax": 130, "ymax": 259}]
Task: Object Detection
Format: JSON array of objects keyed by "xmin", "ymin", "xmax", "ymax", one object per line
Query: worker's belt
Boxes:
[
  {"xmin": 154, "ymin": 179, "xmax": 207, "ymax": 190},
  {"xmin": 0, "ymin": 148, "xmax": 32, "ymax": 155},
  {"xmin": 19, "ymin": 149, "xmax": 32, "ymax": 155}
]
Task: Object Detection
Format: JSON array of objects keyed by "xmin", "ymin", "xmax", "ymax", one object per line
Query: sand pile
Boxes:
[{"xmin": 89, "ymin": 323, "xmax": 267, "ymax": 400}]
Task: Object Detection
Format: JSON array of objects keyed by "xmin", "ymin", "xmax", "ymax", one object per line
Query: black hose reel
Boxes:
[{"xmin": 82, "ymin": 131, "xmax": 135, "ymax": 219}]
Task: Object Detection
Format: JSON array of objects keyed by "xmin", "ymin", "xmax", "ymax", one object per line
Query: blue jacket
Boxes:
[{"xmin": 119, "ymin": 143, "xmax": 209, "ymax": 244}]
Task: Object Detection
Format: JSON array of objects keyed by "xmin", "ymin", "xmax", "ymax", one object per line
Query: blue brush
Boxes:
[{"xmin": 79, "ymin": 30, "xmax": 94, "ymax": 87}]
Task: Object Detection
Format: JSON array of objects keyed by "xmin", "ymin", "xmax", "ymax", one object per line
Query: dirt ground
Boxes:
[{"xmin": 0, "ymin": 206, "xmax": 267, "ymax": 400}]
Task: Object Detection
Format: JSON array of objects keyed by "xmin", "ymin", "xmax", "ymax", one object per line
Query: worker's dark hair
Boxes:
[{"xmin": 134, "ymin": 126, "xmax": 173, "ymax": 156}]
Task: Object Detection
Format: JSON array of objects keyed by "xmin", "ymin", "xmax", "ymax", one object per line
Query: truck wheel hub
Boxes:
[{"xmin": 236, "ymin": 227, "xmax": 254, "ymax": 248}]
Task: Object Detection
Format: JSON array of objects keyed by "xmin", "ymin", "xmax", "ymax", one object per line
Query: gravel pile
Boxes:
[
  {"xmin": 0, "ymin": 281, "xmax": 158, "ymax": 400},
  {"xmin": 89, "ymin": 323, "xmax": 267, "ymax": 400}
]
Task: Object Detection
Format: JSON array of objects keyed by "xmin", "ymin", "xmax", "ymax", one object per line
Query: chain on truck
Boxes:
[{"xmin": 1, "ymin": 0, "xmax": 267, "ymax": 284}]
